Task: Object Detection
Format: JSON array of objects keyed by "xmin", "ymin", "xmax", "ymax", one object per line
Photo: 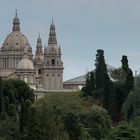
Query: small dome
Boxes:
[
  {"xmin": 2, "ymin": 31, "xmax": 31, "ymax": 51},
  {"xmin": 17, "ymin": 57, "xmax": 34, "ymax": 70}
]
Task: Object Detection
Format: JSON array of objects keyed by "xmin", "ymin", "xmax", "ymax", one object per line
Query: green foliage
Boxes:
[
  {"xmin": 34, "ymin": 93, "xmax": 112, "ymax": 140},
  {"xmin": 122, "ymin": 88, "xmax": 140, "ymax": 120},
  {"xmin": 130, "ymin": 116, "xmax": 140, "ymax": 136},
  {"xmin": 1, "ymin": 79, "xmax": 34, "ymax": 113},
  {"xmin": 110, "ymin": 55, "xmax": 134, "ymax": 122},
  {"xmin": 81, "ymin": 105, "xmax": 111, "ymax": 140},
  {"xmin": 0, "ymin": 77, "xmax": 4, "ymax": 113},
  {"xmin": 20, "ymin": 99, "xmax": 32, "ymax": 134},
  {"xmin": 95, "ymin": 49, "xmax": 109, "ymax": 89},
  {"xmin": 82, "ymin": 71, "xmax": 95, "ymax": 96},
  {"xmin": 28, "ymin": 106, "xmax": 43, "ymax": 140},
  {"xmin": 64, "ymin": 112, "xmax": 83, "ymax": 140},
  {"xmin": 0, "ymin": 79, "xmax": 34, "ymax": 139},
  {"xmin": 121, "ymin": 55, "xmax": 129, "ymax": 72},
  {"xmin": 122, "ymin": 77, "xmax": 140, "ymax": 121},
  {"xmin": 7, "ymin": 104, "xmax": 17, "ymax": 121},
  {"xmin": 106, "ymin": 123, "xmax": 139, "ymax": 140},
  {"xmin": 0, "ymin": 115, "xmax": 20, "ymax": 140}
]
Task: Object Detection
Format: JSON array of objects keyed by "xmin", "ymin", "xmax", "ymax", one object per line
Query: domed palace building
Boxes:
[{"xmin": 0, "ymin": 11, "xmax": 65, "ymax": 98}]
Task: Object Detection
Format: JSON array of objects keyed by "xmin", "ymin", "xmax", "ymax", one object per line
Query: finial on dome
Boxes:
[
  {"xmin": 15, "ymin": 9, "xmax": 17, "ymax": 17},
  {"xmin": 12, "ymin": 10, "xmax": 20, "ymax": 31}
]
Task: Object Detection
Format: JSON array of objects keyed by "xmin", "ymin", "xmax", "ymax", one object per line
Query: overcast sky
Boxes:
[{"xmin": 0, "ymin": 0, "xmax": 140, "ymax": 80}]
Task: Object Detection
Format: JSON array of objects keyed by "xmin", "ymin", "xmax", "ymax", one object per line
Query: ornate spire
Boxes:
[
  {"xmin": 58, "ymin": 45, "xmax": 62, "ymax": 55},
  {"xmin": 35, "ymin": 34, "xmax": 43, "ymax": 55},
  {"xmin": 48, "ymin": 19, "xmax": 57, "ymax": 45},
  {"xmin": 44, "ymin": 44, "xmax": 47, "ymax": 54},
  {"xmin": 12, "ymin": 9, "xmax": 20, "ymax": 31}
]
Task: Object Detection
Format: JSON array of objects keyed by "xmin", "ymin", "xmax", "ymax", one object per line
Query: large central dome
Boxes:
[
  {"xmin": 0, "ymin": 11, "xmax": 33, "ymax": 60},
  {"xmin": 2, "ymin": 31, "xmax": 31, "ymax": 51}
]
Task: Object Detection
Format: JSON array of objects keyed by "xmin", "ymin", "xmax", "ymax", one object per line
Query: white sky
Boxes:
[{"xmin": 0, "ymin": 0, "xmax": 140, "ymax": 80}]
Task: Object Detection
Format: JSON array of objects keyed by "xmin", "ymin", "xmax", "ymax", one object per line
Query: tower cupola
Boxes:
[
  {"xmin": 48, "ymin": 19, "xmax": 57, "ymax": 45},
  {"xmin": 35, "ymin": 34, "xmax": 43, "ymax": 54}
]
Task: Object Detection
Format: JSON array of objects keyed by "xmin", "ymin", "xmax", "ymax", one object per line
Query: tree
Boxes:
[
  {"xmin": 7, "ymin": 104, "xmax": 17, "ymax": 121},
  {"xmin": 20, "ymin": 99, "xmax": 32, "ymax": 135},
  {"xmin": 106, "ymin": 123, "xmax": 139, "ymax": 140},
  {"xmin": 81, "ymin": 105, "xmax": 111, "ymax": 140},
  {"xmin": 63, "ymin": 112, "xmax": 83, "ymax": 140},
  {"xmin": 0, "ymin": 116, "xmax": 20, "ymax": 140},
  {"xmin": 110, "ymin": 55, "xmax": 134, "ymax": 122},
  {"xmin": 82, "ymin": 71, "xmax": 95, "ymax": 96},
  {"xmin": 27, "ymin": 106, "xmax": 43, "ymax": 140},
  {"xmin": 121, "ymin": 55, "xmax": 134, "ymax": 96},
  {"xmin": 122, "ymin": 88, "xmax": 140, "ymax": 120},
  {"xmin": 95, "ymin": 49, "xmax": 111, "ymax": 89},
  {"xmin": 0, "ymin": 77, "xmax": 5, "ymax": 113},
  {"xmin": 130, "ymin": 116, "xmax": 140, "ymax": 136},
  {"xmin": 94, "ymin": 49, "xmax": 114, "ymax": 114}
]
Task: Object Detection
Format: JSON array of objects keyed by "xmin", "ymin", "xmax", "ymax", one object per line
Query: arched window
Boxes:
[
  {"xmin": 24, "ymin": 75, "xmax": 28, "ymax": 83},
  {"xmin": 51, "ymin": 59, "xmax": 55, "ymax": 66},
  {"xmin": 38, "ymin": 69, "xmax": 41, "ymax": 75}
]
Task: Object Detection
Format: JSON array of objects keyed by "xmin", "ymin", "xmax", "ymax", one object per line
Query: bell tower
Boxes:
[
  {"xmin": 42, "ymin": 20, "xmax": 64, "ymax": 90},
  {"xmin": 34, "ymin": 34, "xmax": 44, "ymax": 85}
]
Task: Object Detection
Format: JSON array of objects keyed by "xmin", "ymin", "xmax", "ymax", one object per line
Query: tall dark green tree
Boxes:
[
  {"xmin": 94, "ymin": 49, "xmax": 114, "ymax": 112},
  {"xmin": 82, "ymin": 71, "xmax": 95, "ymax": 96},
  {"xmin": 121, "ymin": 55, "xmax": 134, "ymax": 95},
  {"xmin": 111, "ymin": 55, "xmax": 134, "ymax": 121},
  {"xmin": 95, "ymin": 49, "xmax": 109, "ymax": 89}
]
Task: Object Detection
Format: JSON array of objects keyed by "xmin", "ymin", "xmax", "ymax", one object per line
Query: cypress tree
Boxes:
[
  {"xmin": 82, "ymin": 71, "xmax": 95, "ymax": 96},
  {"xmin": 113, "ymin": 55, "xmax": 134, "ymax": 121},
  {"xmin": 95, "ymin": 49, "xmax": 113, "ymax": 102},
  {"xmin": 121, "ymin": 55, "xmax": 134, "ymax": 98},
  {"xmin": 95, "ymin": 49, "xmax": 108, "ymax": 89}
]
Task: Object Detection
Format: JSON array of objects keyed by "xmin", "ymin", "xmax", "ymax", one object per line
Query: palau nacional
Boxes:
[{"xmin": 0, "ymin": 11, "xmax": 115, "ymax": 99}]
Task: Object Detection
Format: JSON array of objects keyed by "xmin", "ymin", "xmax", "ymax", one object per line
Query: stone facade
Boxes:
[{"xmin": 42, "ymin": 20, "xmax": 64, "ymax": 90}]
